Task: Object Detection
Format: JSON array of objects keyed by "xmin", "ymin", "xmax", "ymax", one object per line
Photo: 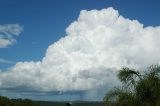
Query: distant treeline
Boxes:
[
  {"xmin": 0, "ymin": 96, "xmax": 104, "ymax": 106},
  {"xmin": 37, "ymin": 101, "xmax": 103, "ymax": 106},
  {"xmin": 0, "ymin": 95, "xmax": 39, "ymax": 106}
]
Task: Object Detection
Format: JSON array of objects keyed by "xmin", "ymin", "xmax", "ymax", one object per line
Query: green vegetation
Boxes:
[
  {"xmin": 0, "ymin": 96, "xmax": 39, "ymax": 106},
  {"xmin": 0, "ymin": 96, "xmax": 103, "ymax": 106},
  {"xmin": 104, "ymin": 65, "xmax": 160, "ymax": 106},
  {"xmin": 37, "ymin": 101, "xmax": 102, "ymax": 106}
]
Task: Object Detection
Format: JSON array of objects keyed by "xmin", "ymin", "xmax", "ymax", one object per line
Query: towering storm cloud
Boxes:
[{"xmin": 0, "ymin": 7, "xmax": 160, "ymax": 96}]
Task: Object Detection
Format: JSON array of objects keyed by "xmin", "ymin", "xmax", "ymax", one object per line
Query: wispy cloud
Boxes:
[
  {"xmin": 0, "ymin": 24, "xmax": 23, "ymax": 48},
  {"xmin": 0, "ymin": 58, "xmax": 14, "ymax": 64}
]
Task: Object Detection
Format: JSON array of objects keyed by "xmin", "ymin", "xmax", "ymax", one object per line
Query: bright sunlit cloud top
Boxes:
[{"xmin": 0, "ymin": 7, "xmax": 160, "ymax": 101}]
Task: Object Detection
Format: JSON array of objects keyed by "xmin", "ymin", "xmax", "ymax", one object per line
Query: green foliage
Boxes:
[
  {"xmin": 104, "ymin": 65, "xmax": 160, "ymax": 106},
  {"xmin": 0, "ymin": 96, "xmax": 39, "ymax": 106}
]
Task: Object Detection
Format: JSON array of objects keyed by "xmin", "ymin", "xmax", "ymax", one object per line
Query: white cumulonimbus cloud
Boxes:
[
  {"xmin": 0, "ymin": 7, "xmax": 160, "ymax": 93},
  {"xmin": 0, "ymin": 24, "xmax": 23, "ymax": 48}
]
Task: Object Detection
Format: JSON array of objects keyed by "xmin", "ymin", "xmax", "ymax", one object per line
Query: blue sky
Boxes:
[
  {"xmin": 1, "ymin": 0, "xmax": 160, "ymax": 70},
  {"xmin": 0, "ymin": 0, "xmax": 160, "ymax": 101}
]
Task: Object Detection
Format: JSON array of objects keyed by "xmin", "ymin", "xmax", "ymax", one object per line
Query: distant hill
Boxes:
[
  {"xmin": 0, "ymin": 95, "xmax": 114, "ymax": 106},
  {"xmin": 0, "ymin": 95, "xmax": 39, "ymax": 106},
  {"xmin": 36, "ymin": 101, "xmax": 104, "ymax": 106}
]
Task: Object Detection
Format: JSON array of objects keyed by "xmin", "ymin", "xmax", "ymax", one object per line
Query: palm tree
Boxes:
[{"xmin": 103, "ymin": 65, "xmax": 160, "ymax": 106}]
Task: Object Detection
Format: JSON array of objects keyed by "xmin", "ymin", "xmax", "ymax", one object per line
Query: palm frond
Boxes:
[
  {"xmin": 118, "ymin": 67, "xmax": 141, "ymax": 88},
  {"xmin": 104, "ymin": 65, "xmax": 160, "ymax": 106},
  {"xmin": 103, "ymin": 87, "xmax": 137, "ymax": 106}
]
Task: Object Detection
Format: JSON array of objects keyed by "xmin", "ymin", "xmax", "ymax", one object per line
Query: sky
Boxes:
[{"xmin": 0, "ymin": 0, "xmax": 160, "ymax": 101}]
